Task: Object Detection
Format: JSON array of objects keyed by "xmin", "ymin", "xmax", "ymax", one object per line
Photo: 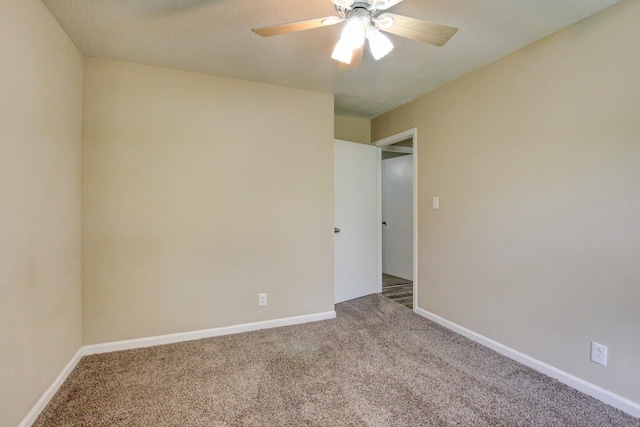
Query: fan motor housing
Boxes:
[{"xmin": 335, "ymin": 1, "xmax": 377, "ymax": 17}]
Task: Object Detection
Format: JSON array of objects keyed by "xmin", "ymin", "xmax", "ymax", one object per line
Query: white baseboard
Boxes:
[
  {"xmin": 20, "ymin": 310, "xmax": 336, "ymax": 425},
  {"xmin": 414, "ymin": 306, "xmax": 640, "ymax": 418},
  {"xmin": 83, "ymin": 310, "xmax": 336, "ymax": 355},
  {"xmin": 18, "ymin": 348, "xmax": 84, "ymax": 427}
]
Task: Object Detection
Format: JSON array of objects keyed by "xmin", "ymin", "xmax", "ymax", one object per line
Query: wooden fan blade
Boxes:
[
  {"xmin": 252, "ymin": 17, "xmax": 340, "ymax": 37},
  {"xmin": 338, "ymin": 44, "xmax": 364, "ymax": 71},
  {"xmin": 378, "ymin": 13, "xmax": 458, "ymax": 47}
]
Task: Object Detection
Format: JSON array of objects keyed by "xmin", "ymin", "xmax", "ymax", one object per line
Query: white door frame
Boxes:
[{"xmin": 374, "ymin": 128, "xmax": 418, "ymax": 311}]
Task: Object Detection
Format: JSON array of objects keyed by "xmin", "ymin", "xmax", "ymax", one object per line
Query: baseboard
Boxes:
[
  {"xmin": 18, "ymin": 348, "xmax": 84, "ymax": 427},
  {"xmin": 19, "ymin": 310, "xmax": 336, "ymax": 425},
  {"xmin": 414, "ymin": 306, "xmax": 640, "ymax": 418},
  {"xmin": 83, "ymin": 310, "xmax": 336, "ymax": 355}
]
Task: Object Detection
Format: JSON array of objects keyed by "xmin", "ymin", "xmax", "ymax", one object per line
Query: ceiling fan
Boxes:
[{"xmin": 252, "ymin": 0, "xmax": 458, "ymax": 69}]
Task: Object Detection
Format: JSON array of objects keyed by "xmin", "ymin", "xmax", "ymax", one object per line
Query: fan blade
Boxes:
[
  {"xmin": 252, "ymin": 17, "xmax": 342, "ymax": 37},
  {"xmin": 338, "ymin": 44, "xmax": 364, "ymax": 70},
  {"xmin": 378, "ymin": 13, "xmax": 458, "ymax": 47}
]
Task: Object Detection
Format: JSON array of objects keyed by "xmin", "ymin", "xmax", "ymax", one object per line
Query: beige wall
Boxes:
[
  {"xmin": 335, "ymin": 115, "xmax": 371, "ymax": 145},
  {"xmin": 0, "ymin": 1, "xmax": 83, "ymax": 426},
  {"xmin": 373, "ymin": 0, "xmax": 640, "ymax": 403},
  {"xmin": 82, "ymin": 58, "xmax": 335, "ymax": 344}
]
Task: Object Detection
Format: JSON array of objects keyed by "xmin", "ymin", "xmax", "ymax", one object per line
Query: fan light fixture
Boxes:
[
  {"xmin": 366, "ymin": 26, "xmax": 393, "ymax": 60},
  {"xmin": 331, "ymin": 16, "xmax": 366, "ymax": 64},
  {"xmin": 331, "ymin": 6, "xmax": 393, "ymax": 65}
]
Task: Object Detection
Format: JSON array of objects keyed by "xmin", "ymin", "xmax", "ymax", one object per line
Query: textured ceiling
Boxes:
[{"xmin": 41, "ymin": 0, "xmax": 621, "ymax": 118}]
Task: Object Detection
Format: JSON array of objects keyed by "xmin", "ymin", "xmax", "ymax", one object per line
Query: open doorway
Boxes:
[{"xmin": 374, "ymin": 129, "xmax": 417, "ymax": 310}]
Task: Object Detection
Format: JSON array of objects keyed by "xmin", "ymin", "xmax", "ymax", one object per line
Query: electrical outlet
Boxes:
[
  {"xmin": 258, "ymin": 293, "xmax": 267, "ymax": 307},
  {"xmin": 591, "ymin": 342, "xmax": 608, "ymax": 366}
]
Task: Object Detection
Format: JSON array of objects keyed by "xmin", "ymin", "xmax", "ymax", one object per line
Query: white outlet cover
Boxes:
[
  {"xmin": 258, "ymin": 293, "xmax": 267, "ymax": 307},
  {"xmin": 590, "ymin": 342, "xmax": 608, "ymax": 366}
]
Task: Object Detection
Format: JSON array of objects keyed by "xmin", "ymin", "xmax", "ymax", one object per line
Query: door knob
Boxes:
[
  {"xmin": 382, "ymin": 221, "xmax": 387, "ymax": 226},
  {"xmin": 334, "ymin": 227, "xmax": 340, "ymax": 233}
]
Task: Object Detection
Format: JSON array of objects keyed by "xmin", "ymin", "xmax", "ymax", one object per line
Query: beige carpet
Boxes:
[{"xmin": 35, "ymin": 295, "xmax": 637, "ymax": 426}]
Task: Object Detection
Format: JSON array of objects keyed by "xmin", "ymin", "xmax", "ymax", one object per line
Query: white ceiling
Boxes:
[{"xmin": 41, "ymin": 0, "xmax": 620, "ymax": 119}]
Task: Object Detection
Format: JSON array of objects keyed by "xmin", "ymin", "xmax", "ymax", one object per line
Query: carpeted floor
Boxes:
[
  {"xmin": 34, "ymin": 295, "xmax": 638, "ymax": 426},
  {"xmin": 381, "ymin": 273, "xmax": 413, "ymax": 309}
]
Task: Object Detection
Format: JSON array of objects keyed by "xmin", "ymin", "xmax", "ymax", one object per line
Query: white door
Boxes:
[
  {"xmin": 382, "ymin": 154, "xmax": 414, "ymax": 280},
  {"xmin": 334, "ymin": 139, "xmax": 379, "ymax": 304}
]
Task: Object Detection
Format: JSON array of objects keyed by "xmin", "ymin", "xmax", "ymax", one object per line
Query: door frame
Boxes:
[{"xmin": 374, "ymin": 128, "xmax": 418, "ymax": 311}]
